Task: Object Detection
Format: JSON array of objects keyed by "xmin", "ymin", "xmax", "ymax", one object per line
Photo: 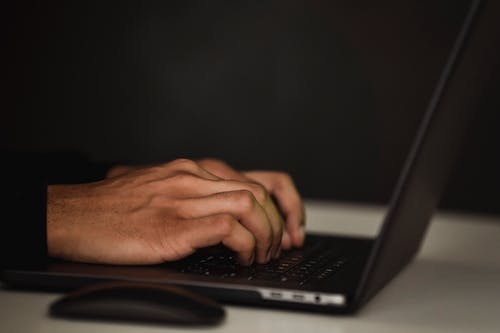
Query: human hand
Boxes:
[
  {"xmin": 196, "ymin": 159, "xmax": 305, "ymax": 250},
  {"xmin": 47, "ymin": 159, "xmax": 286, "ymax": 266},
  {"xmin": 107, "ymin": 159, "xmax": 306, "ymax": 250}
]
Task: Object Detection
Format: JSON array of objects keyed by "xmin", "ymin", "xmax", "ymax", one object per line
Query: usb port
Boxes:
[
  {"xmin": 270, "ymin": 292, "xmax": 282, "ymax": 298},
  {"xmin": 293, "ymin": 294, "xmax": 305, "ymax": 301}
]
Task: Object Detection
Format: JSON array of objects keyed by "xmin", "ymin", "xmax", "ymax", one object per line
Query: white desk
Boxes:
[{"xmin": 2, "ymin": 201, "xmax": 500, "ymax": 333}]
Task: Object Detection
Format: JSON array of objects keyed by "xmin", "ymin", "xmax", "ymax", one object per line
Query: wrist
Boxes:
[
  {"xmin": 46, "ymin": 185, "xmax": 65, "ymax": 259},
  {"xmin": 46, "ymin": 184, "xmax": 86, "ymax": 259}
]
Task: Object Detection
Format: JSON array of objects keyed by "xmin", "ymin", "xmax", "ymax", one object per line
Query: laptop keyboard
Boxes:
[{"xmin": 175, "ymin": 241, "xmax": 351, "ymax": 287}]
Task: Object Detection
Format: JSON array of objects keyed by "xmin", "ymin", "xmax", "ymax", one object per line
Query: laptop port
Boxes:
[{"xmin": 270, "ymin": 291, "xmax": 282, "ymax": 298}]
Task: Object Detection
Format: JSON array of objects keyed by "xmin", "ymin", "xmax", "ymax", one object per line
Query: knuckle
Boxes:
[
  {"xmin": 171, "ymin": 158, "xmax": 199, "ymax": 171},
  {"xmin": 149, "ymin": 194, "xmax": 165, "ymax": 206},
  {"xmin": 214, "ymin": 214, "xmax": 236, "ymax": 236},
  {"xmin": 248, "ymin": 182, "xmax": 268, "ymax": 204},
  {"xmin": 149, "ymin": 164, "xmax": 169, "ymax": 174},
  {"xmin": 167, "ymin": 198, "xmax": 183, "ymax": 216},
  {"xmin": 232, "ymin": 190, "xmax": 256, "ymax": 211},
  {"xmin": 277, "ymin": 171, "xmax": 293, "ymax": 185}
]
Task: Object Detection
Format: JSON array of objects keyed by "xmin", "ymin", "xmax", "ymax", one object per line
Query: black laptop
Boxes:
[{"xmin": 2, "ymin": 0, "xmax": 498, "ymax": 314}]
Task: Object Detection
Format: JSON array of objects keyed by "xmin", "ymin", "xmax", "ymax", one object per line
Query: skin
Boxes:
[{"xmin": 47, "ymin": 158, "xmax": 305, "ymax": 266}]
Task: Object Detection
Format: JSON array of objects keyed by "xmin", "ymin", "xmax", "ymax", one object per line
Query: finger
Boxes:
[
  {"xmin": 196, "ymin": 160, "xmax": 286, "ymax": 258},
  {"xmin": 226, "ymin": 180, "xmax": 283, "ymax": 259},
  {"xmin": 165, "ymin": 177, "xmax": 284, "ymax": 258},
  {"xmin": 174, "ymin": 191, "xmax": 274, "ymax": 264},
  {"xmin": 178, "ymin": 214, "xmax": 256, "ymax": 266},
  {"xmin": 244, "ymin": 171, "xmax": 305, "ymax": 247},
  {"xmin": 281, "ymin": 230, "xmax": 292, "ymax": 250}
]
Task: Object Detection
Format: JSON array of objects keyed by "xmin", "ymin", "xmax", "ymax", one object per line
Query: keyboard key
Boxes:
[{"xmin": 176, "ymin": 242, "xmax": 353, "ymax": 287}]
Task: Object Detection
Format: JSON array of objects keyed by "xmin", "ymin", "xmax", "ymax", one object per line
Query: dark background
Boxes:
[{"xmin": 2, "ymin": 0, "xmax": 499, "ymax": 214}]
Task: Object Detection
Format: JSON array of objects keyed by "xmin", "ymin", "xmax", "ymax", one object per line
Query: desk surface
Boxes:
[{"xmin": 2, "ymin": 201, "xmax": 500, "ymax": 333}]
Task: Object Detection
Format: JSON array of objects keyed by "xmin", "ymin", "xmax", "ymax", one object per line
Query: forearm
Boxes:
[
  {"xmin": 2, "ymin": 154, "xmax": 303, "ymax": 268},
  {"xmin": 0, "ymin": 150, "xmax": 113, "ymax": 269}
]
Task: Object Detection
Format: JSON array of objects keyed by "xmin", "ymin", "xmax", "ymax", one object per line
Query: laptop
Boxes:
[{"xmin": 1, "ymin": 0, "xmax": 498, "ymax": 314}]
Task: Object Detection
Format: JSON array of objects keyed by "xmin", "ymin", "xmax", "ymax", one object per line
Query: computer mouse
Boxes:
[{"xmin": 49, "ymin": 281, "xmax": 225, "ymax": 326}]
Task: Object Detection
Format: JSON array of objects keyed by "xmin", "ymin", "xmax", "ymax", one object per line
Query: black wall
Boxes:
[{"xmin": 3, "ymin": 0, "xmax": 499, "ymax": 214}]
